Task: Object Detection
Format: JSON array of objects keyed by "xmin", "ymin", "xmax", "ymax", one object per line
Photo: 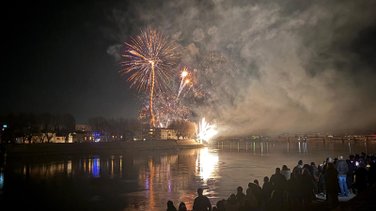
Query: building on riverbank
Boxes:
[{"xmin": 144, "ymin": 128, "xmax": 178, "ymax": 140}]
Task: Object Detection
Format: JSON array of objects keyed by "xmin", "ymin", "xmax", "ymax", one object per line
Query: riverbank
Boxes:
[
  {"xmin": 309, "ymin": 184, "xmax": 376, "ymax": 211},
  {"xmin": 1, "ymin": 139, "xmax": 204, "ymax": 158}
]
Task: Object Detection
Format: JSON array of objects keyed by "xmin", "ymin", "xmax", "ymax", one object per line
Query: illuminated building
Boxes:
[{"xmin": 144, "ymin": 128, "xmax": 177, "ymax": 140}]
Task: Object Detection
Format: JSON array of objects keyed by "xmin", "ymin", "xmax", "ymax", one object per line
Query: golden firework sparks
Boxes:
[{"xmin": 121, "ymin": 28, "xmax": 180, "ymax": 127}]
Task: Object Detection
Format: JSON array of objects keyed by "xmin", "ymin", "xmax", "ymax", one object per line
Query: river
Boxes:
[{"xmin": 0, "ymin": 140, "xmax": 375, "ymax": 210}]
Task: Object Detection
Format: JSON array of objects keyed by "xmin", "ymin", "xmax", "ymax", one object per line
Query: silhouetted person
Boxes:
[
  {"xmin": 167, "ymin": 200, "xmax": 177, "ymax": 211},
  {"xmin": 293, "ymin": 160, "xmax": 304, "ymax": 176},
  {"xmin": 281, "ymin": 165, "xmax": 291, "ymax": 180},
  {"xmin": 254, "ymin": 179, "xmax": 260, "ymax": 187},
  {"xmin": 249, "ymin": 180, "xmax": 262, "ymax": 207},
  {"xmin": 225, "ymin": 193, "xmax": 238, "ymax": 211},
  {"xmin": 325, "ymin": 162, "xmax": 339, "ymax": 208},
  {"xmin": 193, "ymin": 188, "xmax": 212, "ymax": 211},
  {"xmin": 347, "ymin": 155, "xmax": 356, "ymax": 192},
  {"xmin": 270, "ymin": 168, "xmax": 287, "ymax": 210},
  {"xmin": 336, "ymin": 155, "xmax": 349, "ymax": 197},
  {"xmin": 270, "ymin": 167, "xmax": 287, "ymax": 191},
  {"xmin": 215, "ymin": 199, "xmax": 226, "ymax": 211},
  {"xmin": 245, "ymin": 183, "xmax": 258, "ymax": 210},
  {"xmin": 286, "ymin": 169, "xmax": 301, "ymax": 210},
  {"xmin": 311, "ymin": 162, "xmax": 319, "ymax": 193},
  {"xmin": 354, "ymin": 163, "xmax": 368, "ymax": 193},
  {"xmin": 317, "ymin": 161, "xmax": 326, "ymax": 194},
  {"xmin": 236, "ymin": 186, "xmax": 246, "ymax": 210},
  {"xmin": 178, "ymin": 202, "xmax": 187, "ymax": 211},
  {"xmin": 262, "ymin": 176, "xmax": 273, "ymax": 207},
  {"xmin": 300, "ymin": 168, "xmax": 315, "ymax": 207},
  {"xmin": 369, "ymin": 158, "xmax": 376, "ymax": 186}
]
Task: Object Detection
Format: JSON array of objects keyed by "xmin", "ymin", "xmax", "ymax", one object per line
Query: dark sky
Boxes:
[
  {"xmin": 3, "ymin": 0, "xmax": 376, "ymax": 133},
  {"xmin": 3, "ymin": 0, "xmax": 139, "ymax": 123}
]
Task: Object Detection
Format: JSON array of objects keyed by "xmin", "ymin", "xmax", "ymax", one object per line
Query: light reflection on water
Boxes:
[
  {"xmin": 1, "ymin": 140, "xmax": 375, "ymax": 210},
  {"xmin": 197, "ymin": 147, "xmax": 219, "ymax": 181}
]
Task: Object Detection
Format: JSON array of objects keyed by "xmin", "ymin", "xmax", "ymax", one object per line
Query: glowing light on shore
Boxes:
[{"xmin": 198, "ymin": 118, "xmax": 218, "ymax": 143}]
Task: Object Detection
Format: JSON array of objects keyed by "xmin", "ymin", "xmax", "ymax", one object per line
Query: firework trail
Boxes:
[
  {"xmin": 121, "ymin": 28, "xmax": 179, "ymax": 127},
  {"xmin": 177, "ymin": 67, "xmax": 192, "ymax": 98},
  {"xmin": 198, "ymin": 117, "xmax": 218, "ymax": 143}
]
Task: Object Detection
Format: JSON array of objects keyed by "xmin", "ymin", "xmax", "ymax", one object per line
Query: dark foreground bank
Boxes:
[
  {"xmin": 337, "ymin": 183, "xmax": 376, "ymax": 211},
  {"xmin": 308, "ymin": 184, "xmax": 376, "ymax": 211}
]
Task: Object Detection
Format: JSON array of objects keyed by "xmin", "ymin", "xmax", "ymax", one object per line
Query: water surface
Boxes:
[{"xmin": 0, "ymin": 140, "xmax": 374, "ymax": 210}]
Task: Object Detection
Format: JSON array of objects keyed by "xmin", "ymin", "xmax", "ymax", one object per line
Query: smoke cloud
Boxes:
[{"xmin": 107, "ymin": 0, "xmax": 376, "ymax": 135}]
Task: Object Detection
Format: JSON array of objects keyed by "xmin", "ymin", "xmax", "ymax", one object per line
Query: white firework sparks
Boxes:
[{"xmin": 198, "ymin": 117, "xmax": 218, "ymax": 143}]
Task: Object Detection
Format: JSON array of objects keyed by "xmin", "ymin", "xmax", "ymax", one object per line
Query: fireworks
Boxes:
[
  {"xmin": 121, "ymin": 28, "xmax": 180, "ymax": 127},
  {"xmin": 177, "ymin": 67, "xmax": 193, "ymax": 98},
  {"xmin": 153, "ymin": 94, "xmax": 191, "ymax": 128},
  {"xmin": 198, "ymin": 117, "xmax": 218, "ymax": 143},
  {"xmin": 120, "ymin": 29, "xmax": 222, "ymax": 140},
  {"xmin": 136, "ymin": 93, "xmax": 192, "ymax": 128}
]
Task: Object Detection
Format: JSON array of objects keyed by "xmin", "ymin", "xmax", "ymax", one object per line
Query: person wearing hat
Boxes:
[{"xmin": 293, "ymin": 160, "xmax": 304, "ymax": 176}]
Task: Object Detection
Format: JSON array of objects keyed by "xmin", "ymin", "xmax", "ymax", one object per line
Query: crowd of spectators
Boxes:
[{"xmin": 166, "ymin": 153, "xmax": 376, "ymax": 211}]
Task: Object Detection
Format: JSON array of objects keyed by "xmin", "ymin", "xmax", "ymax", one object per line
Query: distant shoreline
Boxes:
[{"xmin": 2, "ymin": 139, "xmax": 204, "ymax": 158}]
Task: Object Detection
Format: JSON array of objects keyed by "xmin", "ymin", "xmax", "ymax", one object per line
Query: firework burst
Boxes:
[{"xmin": 121, "ymin": 28, "xmax": 180, "ymax": 127}]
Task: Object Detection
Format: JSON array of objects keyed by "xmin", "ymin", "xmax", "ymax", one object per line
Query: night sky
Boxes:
[
  {"xmin": 3, "ymin": 0, "xmax": 376, "ymax": 134},
  {"xmin": 3, "ymin": 0, "xmax": 139, "ymax": 123}
]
